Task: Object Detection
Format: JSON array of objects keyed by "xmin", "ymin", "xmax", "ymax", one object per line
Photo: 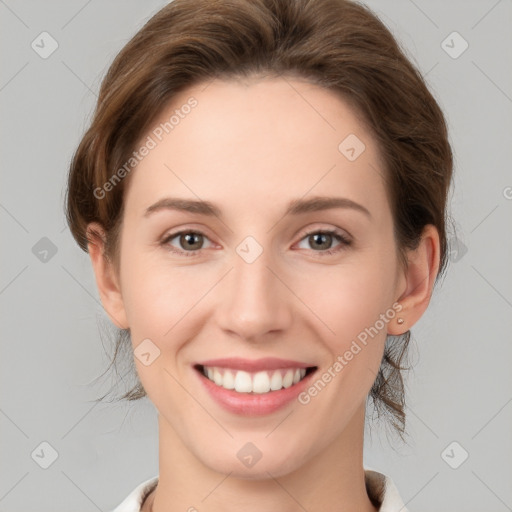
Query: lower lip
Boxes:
[{"xmin": 195, "ymin": 367, "xmax": 317, "ymax": 416}]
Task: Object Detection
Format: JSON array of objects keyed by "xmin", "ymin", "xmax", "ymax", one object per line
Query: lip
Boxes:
[
  {"xmin": 195, "ymin": 357, "xmax": 313, "ymax": 372},
  {"xmin": 193, "ymin": 363, "xmax": 318, "ymax": 416}
]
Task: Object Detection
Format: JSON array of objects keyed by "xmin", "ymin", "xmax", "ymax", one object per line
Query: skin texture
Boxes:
[{"xmin": 87, "ymin": 77, "xmax": 440, "ymax": 512}]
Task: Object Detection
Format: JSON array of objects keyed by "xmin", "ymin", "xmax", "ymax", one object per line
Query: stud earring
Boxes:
[{"xmin": 397, "ymin": 317, "xmax": 404, "ymax": 325}]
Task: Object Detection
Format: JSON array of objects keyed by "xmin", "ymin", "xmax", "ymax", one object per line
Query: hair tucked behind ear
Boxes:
[{"xmin": 66, "ymin": 0, "xmax": 454, "ymax": 443}]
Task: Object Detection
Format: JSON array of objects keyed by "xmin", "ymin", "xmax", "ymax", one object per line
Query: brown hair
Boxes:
[{"xmin": 65, "ymin": 0, "xmax": 453, "ymax": 442}]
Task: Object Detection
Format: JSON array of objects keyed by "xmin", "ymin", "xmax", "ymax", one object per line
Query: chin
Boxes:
[{"xmin": 199, "ymin": 447, "xmax": 305, "ymax": 480}]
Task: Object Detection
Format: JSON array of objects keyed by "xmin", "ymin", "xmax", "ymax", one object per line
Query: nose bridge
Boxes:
[{"xmin": 216, "ymin": 237, "xmax": 291, "ymax": 339}]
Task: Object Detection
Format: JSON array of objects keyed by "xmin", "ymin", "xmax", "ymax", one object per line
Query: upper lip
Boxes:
[{"xmin": 195, "ymin": 357, "xmax": 316, "ymax": 372}]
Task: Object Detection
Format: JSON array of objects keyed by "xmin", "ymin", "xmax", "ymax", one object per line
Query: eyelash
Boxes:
[{"xmin": 160, "ymin": 228, "xmax": 352, "ymax": 258}]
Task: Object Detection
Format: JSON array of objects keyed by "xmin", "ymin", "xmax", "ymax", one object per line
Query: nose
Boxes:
[{"xmin": 214, "ymin": 244, "xmax": 293, "ymax": 342}]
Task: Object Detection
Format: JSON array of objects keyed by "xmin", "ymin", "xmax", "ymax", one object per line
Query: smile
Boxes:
[
  {"xmin": 196, "ymin": 365, "xmax": 316, "ymax": 394},
  {"xmin": 193, "ymin": 357, "xmax": 318, "ymax": 415}
]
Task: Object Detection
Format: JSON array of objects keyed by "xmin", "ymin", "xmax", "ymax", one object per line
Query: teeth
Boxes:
[
  {"xmin": 202, "ymin": 366, "xmax": 309, "ymax": 394},
  {"xmin": 270, "ymin": 370, "xmax": 283, "ymax": 391},
  {"xmin": 253, "ymin": 371, "xmax": 270, "ymax": 394},
  {"xmin": 234, "ymin": 370, "xmax": 252, "ymax": 393},
  {"xmin": 222, "ymin": 369, "xmax": 235, "ymax": 389},
  {"xmin": 213, "ymin": 368, "xmax": 223, "ymax": 386},
  {"xmin": 282, "ymin": 369, "xmax": 294, "ymax": 388}
]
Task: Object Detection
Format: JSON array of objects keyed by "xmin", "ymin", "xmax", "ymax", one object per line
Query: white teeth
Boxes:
[
  {"xmin": 234, "ymin": 370, "xmax": 252, "ymax": 393},
  {"xmin": 222, "ymin": 370, "xmax": 235, "ymax": 389},
  {"xmin": 270, "ymin": 370, "xmax": 282, "ymax": 391},
  {"xmin": 213, "ymin": 368, "xmax": 223, "ymax": 386},
  {"xmin": 282, "ymin": 369, "xmax": 294, "ymax": 388},
  {"xmin": 202, "ymin": 366, "xmax": 311, "ymax": 394},
  {"xmin": 252, "ymin": 371, "xmax": 271, "ymax": 394}
]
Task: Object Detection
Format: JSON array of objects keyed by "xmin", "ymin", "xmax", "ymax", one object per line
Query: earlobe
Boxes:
[
  {"xmin": 388, "ymin": 224, "xmax": 440, "ymax": 335},
  {"xmin": 86, "ymin": 222, "xmax": 129, "ymax": 330}
]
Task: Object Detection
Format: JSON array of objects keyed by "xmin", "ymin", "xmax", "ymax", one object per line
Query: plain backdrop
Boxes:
[{"xmin": 1, "ymin": 1, "xmax": 511, "ymax": 511}]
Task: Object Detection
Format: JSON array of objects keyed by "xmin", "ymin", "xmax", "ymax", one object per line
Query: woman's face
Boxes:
[{"xmin": 102, "ymin": 77, "xmax": 408, "ymax": 477}]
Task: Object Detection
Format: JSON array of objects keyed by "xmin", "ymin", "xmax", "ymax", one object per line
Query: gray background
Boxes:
[{"xmin": 1, "ymin": 1, "xmax": 511, "ymax": 511}]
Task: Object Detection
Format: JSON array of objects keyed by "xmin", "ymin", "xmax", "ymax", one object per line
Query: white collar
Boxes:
[{"xmin": 111, "ymin": 468, "xmax": 408, "ymax": 512}]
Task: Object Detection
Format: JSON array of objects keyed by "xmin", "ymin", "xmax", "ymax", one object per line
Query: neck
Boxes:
[{"xmin": 146, "ymin": 404, "xmax": 378, "ymax": 512}]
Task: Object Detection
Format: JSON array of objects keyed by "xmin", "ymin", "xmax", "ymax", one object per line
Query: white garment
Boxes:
[{"xmin": 110, "ymin": 467, "xmax": 409, "ymax": 512}]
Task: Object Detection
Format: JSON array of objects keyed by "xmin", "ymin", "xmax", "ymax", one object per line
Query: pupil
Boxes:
[
  {"xmin": 183, "ymin": 233, "xmax": 201, "ymax": 249},
  {"xmin": 311, "ymin": 233, "xmax": 330, "ymax": 250}
]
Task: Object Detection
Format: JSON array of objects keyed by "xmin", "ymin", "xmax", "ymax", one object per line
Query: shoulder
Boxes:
[
  {"xmin": 109, "ymin": 476, "xmax": 159, "ymax": 512},
  {"xmin": 364, "ymin": 467, "xmax": 409, "ymax": 512}
]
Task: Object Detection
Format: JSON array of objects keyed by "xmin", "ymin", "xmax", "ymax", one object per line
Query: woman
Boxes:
[{"xmin": 65, "ymin": 0, "xmax": 453, "ymax": 510}]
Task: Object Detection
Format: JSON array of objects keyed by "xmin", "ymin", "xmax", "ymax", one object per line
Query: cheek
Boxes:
[
  {"xmin": 119, "ymin": 254, "xmax": 200, "ymax": 394},
  {"xmin": 303, "ymin": 256, "xmax": 396, "ymax": 346},
  {"xmin": 118, "ymin": 242, "xmax": 188, "ymax": 337},
  {"xmin": 299, "ymin": 260, "xmax": 397, "ymax": 418}
]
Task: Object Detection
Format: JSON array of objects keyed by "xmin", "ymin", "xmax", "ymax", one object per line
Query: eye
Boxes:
[
  {"xmin": 160, "ymin": 228, "xmax": 352, "ymax": 258},
  {"xmin": 295, "ymin": 229, "xmax": 352, "ymax": 256},
  {"xmin": 161, "ymin": 230, "xmax": 213, "ymax": 257}
]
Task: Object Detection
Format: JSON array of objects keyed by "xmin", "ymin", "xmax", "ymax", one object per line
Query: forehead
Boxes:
[{"xmin": 123, "ymin": 77, "xmax": 388, "ymax": 220}]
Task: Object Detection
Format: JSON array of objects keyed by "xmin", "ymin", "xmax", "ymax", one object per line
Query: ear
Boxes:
[
  {"xmin": 86, "ymin": 222, "xmax": 129, "ymax": 330},
  {"xmin": 388, "ymin": 224, "xmax": 441, "ymax": 335}
]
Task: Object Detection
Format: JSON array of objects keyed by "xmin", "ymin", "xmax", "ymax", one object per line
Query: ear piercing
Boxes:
[{"xmin": 397, "ymin": 317, "xmax": 404, "ymax": 325}]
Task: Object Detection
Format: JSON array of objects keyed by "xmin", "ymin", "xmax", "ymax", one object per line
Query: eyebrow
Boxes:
[{"xmin": 143, "ymin": 195, "xmax": 371, "ymax": 219}]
